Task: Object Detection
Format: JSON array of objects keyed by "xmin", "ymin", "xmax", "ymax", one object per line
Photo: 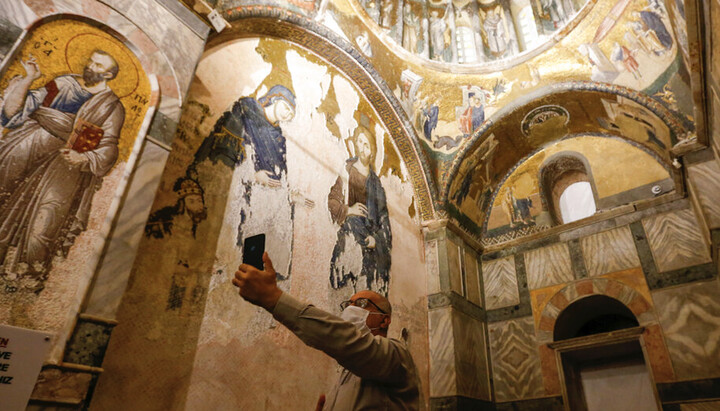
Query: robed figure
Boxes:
[
  {"xmin": 328, "ymin": 126, "xmax": 392, "ymax": 296},
  {"xmin": 193, "ymin": 85, "xmax": 297, "ymax": 282},
  {"xmin": 0, "ymin": 51, "xmax": 124, "ymax": 291}
]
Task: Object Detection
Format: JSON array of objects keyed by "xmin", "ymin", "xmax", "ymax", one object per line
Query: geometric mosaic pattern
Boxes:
[
  {"xmin": 524, "ymin": 243, "xmax": 574, "ymax": 290},
  {"xmin": 642, "ymin": 209, "xmax": 711, "ymax": 272},
  {"xmin": 482, "ymin": 256, "xmax": 520, "ymax": 310},
  {"xmin": 488, "ymin": 317, "xmax": 544, "ymax": 402},
  {"xmin": 581, "ymin": 226, "xmax": 641, "ymax": 277},
  {"xmin": 652, "ymin": 280, "xmax": 720, "ymax": 380},
  {"xmin": 688, "ymin": 161, "xmax": 720, "ymax": 229}
]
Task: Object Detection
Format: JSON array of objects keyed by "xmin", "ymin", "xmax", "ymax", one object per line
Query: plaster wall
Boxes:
[{"xmin": 94, "ymin": 37, "xmax": 429, "ymax": 410}]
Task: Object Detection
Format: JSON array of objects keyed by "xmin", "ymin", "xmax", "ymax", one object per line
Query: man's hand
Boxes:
[
  {"xmin": 254, "ymin": 170, "xmax": 281, "ymax": 188},
  {"xmin": 21, "ymin": 55, "xmax": 42, "ymax": 82},
  {"xmin": 59, "ymin": 149, "xmax": 89, "ymax": 167},
  {"xmin": 347, "ymin": 202, "xmax": 368, "ymax": 217},
  {"xmin": 233, "ymin": 252, "xmax": 283, "ymax": 311}
]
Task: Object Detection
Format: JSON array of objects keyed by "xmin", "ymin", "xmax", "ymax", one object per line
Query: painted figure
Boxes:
[
  {"xmin": 403, "ymin": 3, "xmax": 419, "ymax": 53},
  {"xmin": 193, "ymin": 85, "xmax": 297, "ymax": 282},
  {"xmin": 328, "ymin": 125, "xmax": 392, "ymax": 296},
  {"xmin": 145, "ymin": 174, "xmax": 207, "ymax": 239},
  {"xmin": 0, "ymin": 51, "xmax": 124, "ymax": 289},
  {"xmin": 502, "ymin": 187, "xmax": 533, "ymax": 227},
  {"xmin": 460, "ymin": 92, "xmax": 485, "ymax": 136},
  {"xmin": 631, "ymin": 11, "xmax": 673, "ymax": 56},
  {"xmin": 482, "ymin": 8, "xmax": 508, "ymax": 58},
  {"xmin": 611, "ymin": 42, "xmax": 642, "ymax": 79},
  {"xmin": 430, "ymin": 11, "xmax": 447, "ymax": 61}
]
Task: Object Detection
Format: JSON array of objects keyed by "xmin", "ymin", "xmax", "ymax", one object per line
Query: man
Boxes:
[
  {"xmin": 233, "ymin": 252, "xmax": 420, "ymax": 410},
  {"xmin": 459, "ymin": 92, "xmax": 485, "ymax": 136},
  {"xmin": 145, "ymin": 175, "xmax": 208, "ymax": 239},
  {"xmin": 328, "ymin": 126, "xmax": 391, "ymax": 295},
  {"xmin": 0, "ymin": 50, "xmax": 124, "ymax": 289}
]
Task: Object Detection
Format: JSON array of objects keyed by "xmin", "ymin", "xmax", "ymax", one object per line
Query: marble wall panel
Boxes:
[
  {"xmin": 688, "ymin": 161, "xmax": 720, "ymax": 229},
  {"xmin": 429, "ymin": 307, "xmax": 457, "ymax": 397},
  {"xmin": 483, "ymin": 256, "xmax": 520, "ymax": 310},
  {"xmin": 452, "ymin": 309, "xmax": 491, "ymax": 400},
  {"xmin": 581, "ymin": 226, "xmax": 641, "ymax": 277},
  {"xmin": 85, "ymin": 142, "xmax": 170, "ymax": 318},
  {"xmin": 652, "ymin": 280, "xmax": 720, "ymax": 380},
  {"xmin": 488, "ymin": 317, "xmax": 544, "ymax": 402},
  {"xmin": 464, "ymin": 249, "xmax": 483, "ymax": 307},
  {"xmin": 425, "ymin": 239, "xmax": 441, "ymax": 295},
  {"xmin": 643, "ymin": 209, "xmax": 711, "ymax": 272},
  {"xmin": 447, "ymin": 239, "xmax": 463, "ymax": 296},
  {"xmin": 524, "ymin": 243, "xmax": 574, "ymax": 290}
]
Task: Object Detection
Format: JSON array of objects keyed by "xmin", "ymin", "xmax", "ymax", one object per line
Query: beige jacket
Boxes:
[{"xmin": 272, "ymin": 293, "xmax": 420, "ymax": 410}]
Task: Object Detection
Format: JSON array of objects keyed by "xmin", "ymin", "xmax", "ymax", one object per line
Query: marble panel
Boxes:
[
  {"xmin": 488, "ymin": 317, "xmax": 544, "ymax": 402},
  {"xmin": 64, "ymin": 320, "xmax": 114, "ymax": 367},
  {"xmin": 581, "ymin": 226, "xmax": 641, "ymax": 277},
  {"xmin": 464, "ymin": 249, "xmax": 483, "ymax": 307},
  {"xmin": 429, "ymin": 307, "xmax": 457, "ymax": 397},
  {"xmin": 84, "ymin": 141, "xmax": 170, "ymax": 318},
  {"xmin": 688, "ymin": 161, "xmax": 720, "ymax": 229},
  {"xmin": 447, "ymin": 239, "xmax": 463, "ymax": 296},
  {"xmin": 100, "ymin": 0, "xmax": 137, "ymax": 14},
  {"xmin": 30, "ymin": 368, "xmax": 93, "ymax": 404},
  {"xmin": 524, "ymin": 243, "xmax": 574, "ymax": 290},
  {"xmin": 642, "ymin": 324, "xmax": 675, "ymax": 383},
  {"xmin": 0, "ymin": 17, "xmax": 22, "ymax": 60},
  {"xmin": 681, "ymin": 401, "xmax": 720, "ymax": 411},
  {"xmin": 483, "ymin": 256, "xmax": 520, "ymax": 310},
  {"xmin": 652, "ymin": 280, "xmax": 720, "ymax": 380},
  {"xmin": 530, "ymin": 283, "xmax": 566, "ymax": 330},
  {"xmin": 425, "ymin": 239, "xmax": 440, "ymax": 295},
  {"xmin": 642, "ymin": 209, "xmax": 711, "ymax": 272},
  {"xmin": 0, "ymin": 0, "xmax": 38, "ymax": 28},
  {"xmin": 452, "ymin": 309, "xmax": 491, "ymax": 400}
]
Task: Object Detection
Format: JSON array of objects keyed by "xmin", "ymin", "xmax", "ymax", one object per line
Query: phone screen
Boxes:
[{"xmin": 242, "ymin": 234, "xmax": 265, "ymax": 270}]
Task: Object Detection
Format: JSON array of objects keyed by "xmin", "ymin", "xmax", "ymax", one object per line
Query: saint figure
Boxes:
[
  {"xmin": 0, "ymin": 51, "xmax": 125, "ymax": 290},
  {"xmin": 328, "ymin": 126, "xmax": 392, "ymax": 296}
]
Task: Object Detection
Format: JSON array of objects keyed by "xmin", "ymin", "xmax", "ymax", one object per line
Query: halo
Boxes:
[{"xmin": 65, "ymin": 33, "xmax": 139, "ymax": 99}]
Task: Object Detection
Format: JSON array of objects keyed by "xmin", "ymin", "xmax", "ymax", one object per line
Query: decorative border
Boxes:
[{"xmin": 214, "ymin": 6, "xmax": 438, "ymax": 221}]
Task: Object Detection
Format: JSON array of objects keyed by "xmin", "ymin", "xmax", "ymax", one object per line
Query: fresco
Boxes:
[
  {"xmin": 482, "ymin": 135, "xmax": 674, "ymax": 245},
  {"xmin": 0, "ymin": 19, "xmax": 151, "ymax": 294},
  {"xmin": 133, "ymin": 38, "xmax": 427, "ymax": 409},
  {"xmin": 354, "ymin": 0, "xmax": 590, "ymax": 64}
]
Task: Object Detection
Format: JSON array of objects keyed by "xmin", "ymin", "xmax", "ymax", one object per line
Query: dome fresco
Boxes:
[{"xmin": 354, "ymin": 0, "xmax": 592, "ymax": 66}]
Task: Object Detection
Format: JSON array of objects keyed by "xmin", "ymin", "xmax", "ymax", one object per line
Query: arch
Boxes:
[
  {"xmin": 216, "ymin": 7, "xmax": 438, "ymax": 221},
  {"xmin": 538, "ymin": 150, "xmax": 599, "ymax": 225},
  {"xmin": 553, "ymin": 294, "xmax": 639, "ymax": 341},
  {"xmin": 0, "ymin": 13, "xmax": 162, "ymax": 363},
  {"xmin": 443, "ymin": 81, "xmax": 691, "ymax": 207},
  {"xmin": 536, "ymin": 278, "xmax": 655, "ymax": 345}
]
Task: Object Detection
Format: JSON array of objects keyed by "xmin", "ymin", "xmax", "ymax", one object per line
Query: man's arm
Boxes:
[
  {"xmin": 2, "ymin": 56, "xmax": 43, "ymax": 125},
  {"xmin": 233, "ymin": 253, "xmax": 409, "ymax": 384}
]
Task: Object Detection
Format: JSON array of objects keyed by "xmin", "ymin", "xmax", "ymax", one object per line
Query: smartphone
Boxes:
[{"xmin": 242, "ymin": 234, "xmax": 265, "ymax": 270}]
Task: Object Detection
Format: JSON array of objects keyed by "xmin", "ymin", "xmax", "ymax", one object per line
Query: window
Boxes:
[
  {"xmin": 456, "ymin": 26, "xmax": 478, "ymax": 63},
  {"xmin": 559, "ymin": 181, "xmax": 596, "ymax": 223}
]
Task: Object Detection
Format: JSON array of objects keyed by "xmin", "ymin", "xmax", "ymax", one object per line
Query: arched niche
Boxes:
[
  {"xmin": 0, "ymin": 13, "xmax": 159, "ymax": 361},
  {"xmin": 480, "ymin": 134, "xmax": 678, "ymax": 247},
  {"xmin": 553, "ymin": 294, "xmax": 639, "ymax": 341},
  {"xmin": 444, "ymin": 83, "xmax": 690, "ymax": 224},
  {"xmin": 538, "ymin": 151, "xmax": 599, "ymax": 225}
]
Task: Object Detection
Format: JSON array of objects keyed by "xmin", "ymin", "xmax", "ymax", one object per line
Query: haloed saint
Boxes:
[{"xmin": 0, "ymin": 50, "xmax": 125, "ymax": 292}]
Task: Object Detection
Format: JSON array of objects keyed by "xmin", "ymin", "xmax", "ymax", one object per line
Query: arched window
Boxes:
[
  {"xmin": 539, "ymin": 152, "xmax": 598, "ymax": 225},
  {"xmin": 456, "ymin": 25, "xmax": 478, "ymax": 63},
  {"xmin": 559, "ymin": 181, "xmax": 596, "ymax": 223}
]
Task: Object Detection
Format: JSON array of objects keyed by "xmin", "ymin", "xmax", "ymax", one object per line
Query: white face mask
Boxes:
[{"xmin": 340, "ymin": 305, "xmax": 371, "ymax": 337}]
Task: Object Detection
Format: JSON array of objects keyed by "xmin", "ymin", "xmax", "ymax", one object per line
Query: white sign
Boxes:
[
  {"xmin": 0, "ymin": 324, "xmax": 53, "ymax": 411},
  {"xmin": 207, "ymin": 9, "xmax": 228, "ymax": 33}
]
